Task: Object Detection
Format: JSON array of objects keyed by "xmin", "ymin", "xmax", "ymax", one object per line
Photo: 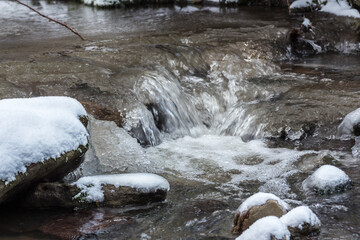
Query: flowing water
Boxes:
[{"xmin": 0, "ymin": 1, "xmax": 359, "ymax": 239}]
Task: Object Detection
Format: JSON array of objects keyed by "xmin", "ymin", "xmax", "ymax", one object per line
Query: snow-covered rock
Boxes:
[
  {"xmin": 280, "ymin": 206, "xmax": 321, "ymax": 238},
  {"xmin": 233, "ymin": 192, "xmax": 290, "ymax": 234},
  {"xmin": 73, "ymin": 173, "xmax": 170, "ymax": 203},
  {"xmin": 236, "ymin": 216, "xmax": 290, "ymax": 240},
  {"xmin": 290, "ymin": 0, "xmax": 316, "ymax": 10},
  {"xmin": 0, "ymin": 96, "xmax": 89, "ymax": 204},
  {"xmin": 337, "ymin": 108, "xmax": 360, "ymax": 137},
  {"xmin": 302, "ymin": 165, "xmax": 351, "ymax": 194}
]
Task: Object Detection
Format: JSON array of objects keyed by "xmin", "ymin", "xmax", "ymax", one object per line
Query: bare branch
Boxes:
[{"xmin": 15, "ymin": 0, "xmax": 86, "ymax": 41}]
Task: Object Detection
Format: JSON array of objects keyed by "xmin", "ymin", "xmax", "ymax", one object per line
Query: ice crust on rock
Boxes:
[
  {"xmin": 236, "ymin": 216, "xmax": 290, "ymax": 240},
  {"xmin": 280, "ymin": 206, "xmax": 321, "ymax": 229},
  {"xmin": 303, "ymin": 165, "xmax": 351, "ymax": 193},
  {"xmin": 290, "ymin": 0, "xmax": 316, "ymax": 9},
  {"xmin": 337, "ymin": 108, "xmax": 360, "ymax": 137},
  {"xmin": 83, "ymin": 0, "xmax": 126, "ymax": 6},
  {"xmin": 0, "ymin": 97, "xmax": 88, "ymax": 183},
  {"xmin": 73, "ymin": 173, "xmax": 170, "ymax": 202},
  {"xmin": 237, "ymin": 192, "xmax": 290, "ymax": 214}
]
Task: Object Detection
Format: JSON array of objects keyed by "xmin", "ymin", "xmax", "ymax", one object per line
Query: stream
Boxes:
[{"xmin": 0, "ymin": 0, "xmax": 359, "ymax": 239}]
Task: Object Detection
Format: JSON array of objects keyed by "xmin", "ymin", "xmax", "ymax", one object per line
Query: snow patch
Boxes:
[
  {"xmin": 236, "ymin": 216, "xmax": 290, "ymax": 240},
  {"xmin": 302, "ymin": 165, "xmax": 351, "ymax": 193},
  {"xmin": 290, "ymin": 0, "xmax": 316, "ymax": 9},
  {"xmin": 280, "ymin": 206, "xmax": 321, "ymax": 229},
  {"xmin": 83, "ymin": 0, "xmax": 122, "ymax": 6},
  {"xmin": 237, "ymin": 192, "xmax": 290, "ymax": 214},
  {"xmin": 73, "ymin": 173, "xmax": 170, "ymax": 202},
  {"xmin": 0, "ymin": 97, "xmax": 88, "ymax": 183},
  {"xmin": 320, "ymin": 0, "xmax": 360, "ymax": 18}
]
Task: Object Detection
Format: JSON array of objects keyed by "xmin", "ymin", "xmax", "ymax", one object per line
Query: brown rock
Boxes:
[
  {"xmin": 232, "ymin": 200, "xmax": 287, "ymax": 235},
  {"xmin": 81, "ymin": 101, "xmax": 124, "ymax": 127}
]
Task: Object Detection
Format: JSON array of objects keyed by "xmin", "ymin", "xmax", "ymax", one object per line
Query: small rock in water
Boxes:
[
  {"xmin": 23, "ymin": 173, "xmax": 170, "ymax": 208},
  {"xmin": 280, "ymin": 206, "xmax": 321, "ymax": 238},
  {"xmin": 337, "ymin": 107, "xmax": 360, "ymax": 137},
  {"xmin": 236, "ymin": 216, "xmax": 290, "ymax": 240},
  {"xmin": 302, "ymin": 165, "xmax": 351, "ymax": 194},
  {"xmin": 233, "ymin": 192, "xmax": 290, "ymax": 234}
]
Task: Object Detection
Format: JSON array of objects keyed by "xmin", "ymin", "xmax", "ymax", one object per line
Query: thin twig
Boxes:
[{"xmin": 15, "ymin": 0, "xmax": 86, "ymax": 41}]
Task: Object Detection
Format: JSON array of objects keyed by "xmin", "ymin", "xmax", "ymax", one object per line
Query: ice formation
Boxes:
[
  {"xmin": 0, "ymin": 97, "xmax": 88, "ymax": 183},
  {"xmin": 337, "ymin": 108, "xmax": 360, "ymax": 137},
  {"xmin": 73, "ymin": 173, "xmax": 170, "ymax": 202},
  {"xmin": 236, "ymin": 216, "xmax": 290, "ymax": 240},
  {"xmin": 302, "ymin": 165, "xmax": 351, "ymax": 193},
  {"xmin": 280, "ymin": 206, "xmax": 321, "ymax": 229},
  {"xmin": 237, "ymin": 192, "xmax": 290, "ymax": 214}
]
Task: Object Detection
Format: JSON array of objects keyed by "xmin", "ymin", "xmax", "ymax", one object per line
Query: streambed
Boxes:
[{"xmin": 0, "ymin": 1, "xmax": 359, "ymax": 239}]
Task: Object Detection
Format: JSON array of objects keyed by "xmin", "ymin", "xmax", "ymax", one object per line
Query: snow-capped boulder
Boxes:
[
  {"xmin": 0, "ymin": 97, "xmax": 89, "ymax": 204},
  {"xmin": 302, "ymin": 165, "xmax": 351, "ymax": 194},
  {"xmin": 23, "ymin": 173, "xmax": 169, "ymax": 208},
  {"xmin": 236, "ymin": 216, "xmax": 291, "ymax": 240},
  {"xmin": 233, "ymin": 192, "xmax": 290, "ymax": 234},
  {"xmin": 337, "ymin": 108, "xmax": 360, "ymax": 137},
  {"xmin": 280, "ymin": 206, "xmax": 321, "ymax": 238}
]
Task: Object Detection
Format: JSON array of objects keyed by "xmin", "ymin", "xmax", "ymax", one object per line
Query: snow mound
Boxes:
[
  {"xmin": 73, "ymin": 173, "xmax": 170, "ymax": 202},
  {"xmin": 320, "ymin": 0, "xmax": 360, "ymax": 18},
  {"xmin": 302, "ymin": 165, "xmax": 351, "ymax": 193},
  {"xmin": 83, "ymin": 0, "xmax": 124, "ymax": 6},
  {"xmin": 337, "ymin": 108, "xmax": 360, "ymax": 137},
  {"xmin": 237, "ymin": 192, "xmax": 290, "ymax": 214},
  {"xmin": 280, "ymin": 206, "xmax": 321, "ymax": 229},
  {"xmin": 0, "ymin": 97, "xmax": 88, "ymax": 183},
  {"xmin": 290, "ymin": 0, "xmax": 360, "ymax": 18},
  {"xmin": 236, "ymin": 216, "xmax": 290, "ymax": 240},
  {"xmin": 290, "ymin": 0, "xmax": 315, "ymax": 9}
]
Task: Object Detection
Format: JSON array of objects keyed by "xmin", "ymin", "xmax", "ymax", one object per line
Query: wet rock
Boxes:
[
  {"xmin": 23, "ymin": 174, "xmax": 169, "ymax": 208},
  {"xmin": 0, "ymin": 145, "xmax": 88, "ymax": 205},
  {"xmin": 295, "ymin": 152, "xmax": 339, "ymax": 172},
  {"xmin": 280, "ymin": 206, "xmax": 321, "ymax": 239},
  {"xmin": 233, "ymin": 192, "xmax": 289, "ymax": 234},
  {"xmin": 81, "ymin": 101, "xmax": 124, "ymax": 127},
  {"xmin": 302, "ymin": 165, "xmax": 351, "ymax": 194}
]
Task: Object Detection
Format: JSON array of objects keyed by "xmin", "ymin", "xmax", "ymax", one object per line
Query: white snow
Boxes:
[
  {"xmin": 236, "ymin": 216, "xmax": 290, "ymax": 240},
  {"xmin": 302, "ymin": 165, "xmax": 351, "ymax": 193},
  {"xmin": 290, "ymin": 0, "xmax": 360, "ymax": 18},
  {"xmin": 320, "ymin": 0, "xmax": 360, "ymax": 18},
  {"xmin": 237, "ymin": 192, "xmax": 290, "ymax": 214},
  {"xmin": 280, "ymin": 206, "xmax": 321, "ymax": 229},
  {"xmin": 83, "ymin": 0, "xmax": 128, "ymax": 6},
  {"xmin": 302, "ymin": 17, "xmax": 311, "ymax": 28},
  {"xmin": 337, "ymin": 108, "xmax": 360, "ymax": 137},
  {"xmin": 290, "ymin": 0, "xmax": 315, "ymax": 9},
  {"xmin": 73, "ymin": 173, "xmax": 170, "ymax": 202},
  {"xmin": 0, "ymin": 97, "xmax": 88, "ymax": 184}
]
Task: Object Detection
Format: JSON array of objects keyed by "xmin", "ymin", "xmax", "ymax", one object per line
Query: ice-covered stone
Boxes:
[{"xmin": 337, "ymin": 108, "xmax": 360, "ymax": 137}]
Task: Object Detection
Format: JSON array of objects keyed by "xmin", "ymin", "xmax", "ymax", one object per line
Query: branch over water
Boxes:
[{"xmin": 15, "ymin": 0, "xmax": 86, "ymax": 41}]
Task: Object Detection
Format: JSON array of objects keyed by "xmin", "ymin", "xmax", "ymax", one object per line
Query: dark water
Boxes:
[{"xmin": 0, "ymin": 1, "xmax": 359, "ymax": 239}]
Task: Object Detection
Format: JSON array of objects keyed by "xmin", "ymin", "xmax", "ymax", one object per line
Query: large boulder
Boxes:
[
  {"xmin": 233, "ymin": 192, "xmax": 290, "ymax": 234},
  {"xmin": 0, "ymin": 97, "xmax": 89, "ymax": 204},
  {"xmin": 23, "ymin": 173, "xmax": 170, "ymax": 208}
]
